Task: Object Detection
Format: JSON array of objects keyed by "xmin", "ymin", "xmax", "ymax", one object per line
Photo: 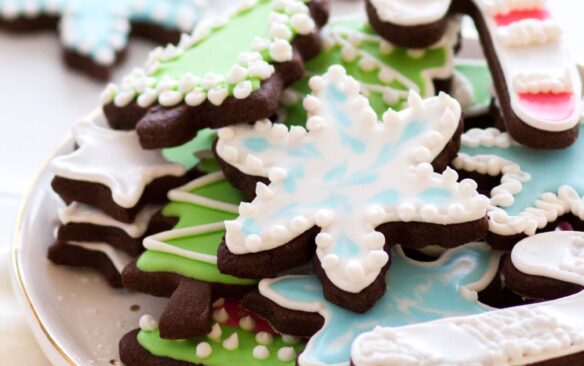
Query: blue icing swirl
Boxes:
[
  {"xmin": 461, "ymin": 125, "xmax": 584, "ymax": 216},
  {"xmin": 265, "ymin": 244, "xmax": 494, "ymax": 365}
]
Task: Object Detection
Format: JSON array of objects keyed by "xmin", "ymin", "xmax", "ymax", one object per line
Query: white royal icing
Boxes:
[
  {"xmin": 453, "ymin": 127, "xmax": 584, "ymax": 237},
  {"xmin": 512, "ymin": 231, "xmax": 584, "ymax": 286},
  {"xmin": 368, "ymin": 0, "xmax": 452, "ymax": 26},
  {"xmin": 368, "ymin": 0, "xmax": 582, "ymax": 133},
  {"xmin": 50, "ymin": 113, "xmax": 186, "ymax": 208},
  {"xmin": 58, "ymin": 202, "xmax": 160, "ymax": 238},
  {"xmin": 65, "ymin": 240, "xmax": 133, "ymax": 273},
  {"xmin": 217, "ymin": 66, "xmax": 488, "ymax": 293},
  {"xmin": 142, "ymin": 172, "xmax": 238, "ymax": 263},
  {"xmin": 101, "ymin": 0, "xmax": 317, "ymax": 109},
  {"xmin": 351, "ymin": 290, "xmax": 584, "ymax": 365}
]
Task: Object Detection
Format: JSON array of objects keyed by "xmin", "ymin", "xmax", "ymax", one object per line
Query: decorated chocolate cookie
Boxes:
[
  {"xmin": 214, "ymin": 66, "xmax": 489, "ymax": 312},
  {"xmin": 351, "ymin": 232, "xmax": 584, "ymax": 366},
  {"xmin": 0, "ymin": 0, "xmax": 205, "ymax": 80},
  {"xmin": 243, "ymin": 243, "xmax": 499, "ymax": 366},
  {"xmin": 120, "ymin": 299, "xmax": 305, "ymax": 366},
  {"xmin": 101, "ymin": 0, "xmax": 330, "ymax": 149},
  {"xmin": 56, "ymin": 202, "xmax": 160, "ymax": 256},
  {"xmin": 366, "ymin": 0, "xmax": 582, "ymax": 149},
  {"xmin": 277, "ymin": 18, "xmax": 459, "ymax": 126},
  {"xmin": 453, "ymin": 124, "xmax": 584, "ymax": 249},
  {"xmin": 49, "ymin": 202, "xmax": 161, "ymax": 287},
  {"xmin": 123, "ymin": 171, "xmax": 257, "ymax": 339},
  {"xmin": 504, "ymin": 231, "xmax": 584, "ymax": 301},
  {"xmin": 50, "ymin": 114, "xmax": 196, "ymax": 223}
]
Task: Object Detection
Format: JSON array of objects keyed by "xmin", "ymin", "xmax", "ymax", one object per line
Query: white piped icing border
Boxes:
[
  {"xmin": 218, "ymin": 66, "xmax": 488, "ymax": 293},
  {"xmin": 368, "ymin": 0, "xmax": 452, "ymax": 26},
  {"xmin": 100, "ymin": 0, "xmax": 317, "ymax": 109},
  {"xmin": 58, "ymin": 202, "xmax": 160, "ymax": 238},
  {"xmin": 453, "ymin": 127, "xmax": 584, "ymax": 237},
  {"xmin": 49, "ymin": 113, "xmax": 186, "ymax": 208}
]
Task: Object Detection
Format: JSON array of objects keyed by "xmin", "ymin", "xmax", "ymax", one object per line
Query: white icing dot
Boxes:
[
  {"xmin": 321, "ymin": 254, "xmax": 341, "ymax": 270},
  {"xmin": 291, "ymin": 13, "xmax": 314, "ymax": 35},
  {"xmin": 207, "ymin": 323, "xmax": 222, "ymax": 340},
  {"xmin": 212, "ymin": 308, "xmax": 229, "ymax": 323},
  {"xmin": 368, "ymin": 250, "xmax": 389, "ymax": 269},
  {"xmin": 196, "ymin": 342, "xmax": 213, "ymax": 358},
  {"xmin": 245, "ymin": 234, "xmax": 263, "ymax": 252},
  {"xmin": 95, "ymin": 48, "xmax": 115, "ymax": 65},
  {"xmin": 239, "ymin": 316, "xmax": 256, "ymax": 331},
  {"xmin": 223, "ymin": 333, "xmax": 239, "ymax": 351},
  {"xmin": 139, "ymin": 314, "xmax": 158, "ymax": 331},
  {"xmin": 208, "ymin": 87, "xmax": 229, "ymax": 106},
  {"xmin": 269, "ymin": 22, "xmax": 293, "ymax": 40},
  {"xmin": 252, "ymin": 345, "xmax": 270, "ymax": 360},
  {"xmin": 256, "ymin": 332, "xmax": 274, "ymax": 345},
  {"xmin": 227, "ymin": 64, "xmax": 248, "ymax": 84},
  {"xmin": 234, "ymin": 81, "xmax": 253, "ymax": 99},
  {"xmin": 185, "ymin": 90, "xmax": 206, "ymax": 107},
  {"xmin": 269, "ymin": 39, "xmax": 293, "ymax": 63},
  {"xmin": 315, "ymin": 233, "xmax": 333, "ymax": 248},
  {"xmin": 277, "ymin": 346, "xmax": 297, "ymax": 361},
  {"xmin": 314, "ymin": 210, "xmax": 334, "ymax": 228},
  {"xmin": 364, "ymin": 232, "xmax": 385, "ymax": 250}
]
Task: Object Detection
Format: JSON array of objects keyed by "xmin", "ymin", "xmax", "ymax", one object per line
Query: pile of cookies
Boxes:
[{"xmin": 44, "ymin": 0, "xmax": 584, "ymax": 365}]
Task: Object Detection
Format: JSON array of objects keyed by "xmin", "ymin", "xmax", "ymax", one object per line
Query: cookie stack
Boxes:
[{"xmin": 46, "ymin": 0, "xmax": 584, "ymax": 365}]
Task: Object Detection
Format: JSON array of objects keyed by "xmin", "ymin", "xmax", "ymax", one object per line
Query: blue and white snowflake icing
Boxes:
[
  {"xmin": 0, "ymin": 0, "xmax": 204, "ymax": 65},
  {"xmin": 217, "ymin": 65, "xmax": 489, "ymax": 294},
  {"xmin": 260, "ymin": 243, "xmax": 498, "ymax": 366},
  {"xmin": 454, "ymin": 126, "xmax": 584, "ymax": 237}
]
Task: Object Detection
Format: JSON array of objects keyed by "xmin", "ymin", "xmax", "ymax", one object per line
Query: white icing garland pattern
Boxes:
[{"xmin": 101, "ymin": 0, "xmax": 317, "ymax": 109}]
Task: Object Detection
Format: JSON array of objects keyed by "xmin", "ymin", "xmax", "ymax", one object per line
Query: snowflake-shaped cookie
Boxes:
[
  {"xmin": 0, "ymin": 0, "xmax": 204, "ymax": 78},
  {"xmin": 453, "ymin": 125, "xmax": 584, "ymax": 248},
  {"xmin": 258, "ymin": 243, "xmax": 497, "ymax": 366},
  {"xmin": 216, "ymin": 65, "xmax": 489, "ymax": 308}
]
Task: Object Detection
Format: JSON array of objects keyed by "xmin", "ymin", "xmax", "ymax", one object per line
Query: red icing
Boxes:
[
  {"xmin": 518, "ymin": 92, "xmax": 575, "ymax": 122},
  {"xmin": 494, "ymin": 8, "xmax": 550, "ymax": 26},
  {"xmin": 219, "ymin": 298, "xmax": 277, "ymax": 334}
]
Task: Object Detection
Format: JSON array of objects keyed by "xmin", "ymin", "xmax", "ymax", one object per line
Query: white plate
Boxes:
[{"xmin": 10, "ymin": 136, "xmax": 168, "ymax": 366}]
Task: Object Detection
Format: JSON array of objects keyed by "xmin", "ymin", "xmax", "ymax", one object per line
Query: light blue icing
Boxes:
[
  {"xmin": 264, "ymin": 243, "xmax": 494, "ymax": 366},
  {"xmin": 244, "ymin": 136, "xmax": 270, "ymax": 153},
  {"xmin": 0, "ymin": 0, "xmax": 203, "ymax": 64},
  {"xmin": 460, "ymin": 125, "xmax": 584, "ymax": 216}
]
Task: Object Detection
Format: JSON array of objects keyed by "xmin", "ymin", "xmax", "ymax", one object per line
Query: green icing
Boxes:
[
  {"xmin": 162, "ymin": 129, "xmax": 217, "ymax": 169},
  {"xmin": 138, "ymin": 326, "xmax": 304, "ymax": 366},
  {"xmin": 153, "ymin": 1, "xmax": 272, "ymax": 80},
  {"xmin": 280, "ymin": 20, "xmax": 453, "ymax": 125},
  {"xmin": 137, "ymin": 251, "xmax": 254, "ymax": 285},
  {"xmin": 194, "ymin": 179, "xmax": 244, "ymax": 204},
  {"xmin": 137, "ymin": 172, "xmax": 254, "ymax": 285},
  {"xmin": 455, "ymin": 60, "xmax": 492, "ymax": 112}
]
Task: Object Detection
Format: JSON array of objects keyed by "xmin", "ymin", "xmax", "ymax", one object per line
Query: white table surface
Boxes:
[{"xmin": 0, "ymin": 1, "xmax": 582, "ymax": 365}]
